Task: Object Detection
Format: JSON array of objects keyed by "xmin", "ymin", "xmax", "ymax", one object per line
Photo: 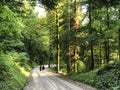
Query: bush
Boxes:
[
  {"xmin": 95, "ymin": 61, "xmax": 120, "ymax": 90},
  {"xmin": 68, "ymin": 70, "xmax": 97, "ymax": 86},
  {"xmin": 0, "ymin": 53, "xmax": 30, "ymax": 90},
  {"xmin": 68, "ymin": 61, "xmax": 120, "ymax": 90}
]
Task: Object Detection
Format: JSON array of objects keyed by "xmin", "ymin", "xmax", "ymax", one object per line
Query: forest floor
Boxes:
[{"xmin": 24, "ymin": 66, "xmax": 96, "ymax": 90}]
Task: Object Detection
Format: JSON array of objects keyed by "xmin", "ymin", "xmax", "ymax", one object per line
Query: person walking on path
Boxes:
[
  {"xmin": 39, "ymin": 65, "xmax": 42, "ymax": 71},
  {"xmin": 42, "ymin": 65, "xmax": 45, "ymax": 72}
]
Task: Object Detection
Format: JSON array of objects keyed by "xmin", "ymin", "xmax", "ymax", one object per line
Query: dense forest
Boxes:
[{"xmin": 0, "ymin": 0, "xmax": 120, "ymax": 90}]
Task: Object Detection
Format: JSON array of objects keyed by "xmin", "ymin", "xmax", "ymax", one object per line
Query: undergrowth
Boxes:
[
  {"xmin": 0, "ymin": 52, "xmax": 31, "ymax": 90},
  {"xmin": 68, "ymin": 61, "xmax": 120, "ymax": 90}
]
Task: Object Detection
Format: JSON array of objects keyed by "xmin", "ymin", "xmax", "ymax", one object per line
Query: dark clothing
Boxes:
[
  {"xmin": 42, "ymin": 65, "xmax": 45, "ymax": 70},
  {"xmin": 39, "ymin": 66, "xmax": 42, "ymax": 71}
]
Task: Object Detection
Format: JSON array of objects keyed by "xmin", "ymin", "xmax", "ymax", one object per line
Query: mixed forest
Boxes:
[{"xmin": 0, "ymin": 0, "xmax": 120, "ymax": 90}]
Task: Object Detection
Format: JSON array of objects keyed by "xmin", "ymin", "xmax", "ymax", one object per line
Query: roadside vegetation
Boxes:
[
  {"xmin": 66, "ymin": 61, "xmax": 120, "ymax": 90},
  {"xmin": 50, "ymin": 61, "xmax": 120, "ymax": 89},
  {"xmin": 0, "ymin": 52, "xmax": 31, "ymax": 90},
  {"xmin": 0, "ymin": 1, "xmax": 47, "ymax": 89}
]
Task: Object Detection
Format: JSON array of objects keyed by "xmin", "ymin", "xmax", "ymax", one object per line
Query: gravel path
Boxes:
[{"xmin": 24, "ymin": 67, "xmax": 96, "ymax": 90}]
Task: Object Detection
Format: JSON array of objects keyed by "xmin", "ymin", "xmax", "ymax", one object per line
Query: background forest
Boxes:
[{"xmin": 0, "ymin": 0, "xmax": 120, "ymax": 90}]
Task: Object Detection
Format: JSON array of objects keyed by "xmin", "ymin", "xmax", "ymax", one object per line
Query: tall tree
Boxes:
[
  {"xmin": 87, "ymin": 0, "xmax": 94, "ymax": 70},
  {"xmin": 71, "ymin": 0, "xmax": 81, "ymax": 72},
  {"xmin": 55, "ymin": 7, "xmax": 60, "ymax": 72},
  {"xmin": 119, "ymin": 9, "xmax": 120, "ymax": 60}
]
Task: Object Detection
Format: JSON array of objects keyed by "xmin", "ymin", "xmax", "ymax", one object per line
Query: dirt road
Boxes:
[{"xmin": 24, "ymin": 67, "xmax": 96, "ymax": 90}]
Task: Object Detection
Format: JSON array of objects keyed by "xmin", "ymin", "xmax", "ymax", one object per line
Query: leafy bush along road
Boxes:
[
  {"xmin": 0, "ymin": 53, "xmax": 28, "ymax": 90},
  {"xmin": 69, "ymin": 61, "xmax": 120, "ymax": 90},
  {"xmin": 95, "ymin": 61, "xmax": 120, "ymax": 90},
  {"xmin": 24, "ymin": 67, "xmax": 96, "ymax": 90}
]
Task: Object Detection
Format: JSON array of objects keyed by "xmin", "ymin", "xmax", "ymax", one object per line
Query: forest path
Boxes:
[{"xmin": 24, "ymin": 66, "xmax": 96, "ymax": 90}]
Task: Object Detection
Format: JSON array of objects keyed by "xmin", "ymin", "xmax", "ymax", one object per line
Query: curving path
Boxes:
[{"xmin": 24, "ymin": 67, "xmax": 96, "ymax": 90}]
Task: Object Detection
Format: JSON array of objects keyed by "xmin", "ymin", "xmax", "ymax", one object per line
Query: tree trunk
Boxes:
[
  {"xmin": 105, "ymin": 4, "xmax": 110, "ymax": 63},
  {"xmin": 118, "ymin": 9, "xmax": 120, "ymax": 60},
  {"xmin": 99, "ymin": 42, "xmax": 102, "ymax": 66},
  {"xmin": 48, "ymin": 51, "xmax": 51, "ymax": 68},
  {"xmin": 88, "ymin": 0, "xmax": 94, "ymax": 70},
  {"xmin": 104, "ymin": 40, "xmax": 108, "ymax": 63},
  {"xmin": 66, "ymin": 0, "xmax": 71, "ymax": 73},
  {"xmin": 90, "ymin": 41, "xmax": 94, "ymax": 69},
  {"xmin": 66, "ymin": 0, "xmax": 81, "ymax": 73},
  {"xmin": 56, "ymin": 8, "xmax": 60, "ymax": 73},
  {"xmin": 72, "ymin": 0, "xmax": 81, "ymax": 72},
  {"xmin": 99, "ymin": 26, "xmax": 102, "ymax": 67},
  {"xmin": 67, "ymin": 47, "xmax": 71, "ymax": 73},
  {"xmin": 73, "ymin": 48, "xmax": 77, "ymax": 73}
]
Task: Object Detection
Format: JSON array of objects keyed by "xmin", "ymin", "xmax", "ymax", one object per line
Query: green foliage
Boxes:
[
  {"xmin": 68, "ymin": 70, "xmax": 96, "ymax": 85},
  {"xmin": 7, "ymin": 51, "xmax": 31, "ymax": 71},
  {"xmin": 68, "ymin": 61, "xmax": 120, "ymax": 90},
  {"xmin": 95, "ymin": 61, "xmax": 120, "ymax": 89},
  {"xmin": 0, "ymin": 5, "xmax": 24, "ymax": 52},
  {"xmin": 0, "ymin": 1, "xmax": 44, "ymax": 90},
  {"xmin": 23, "ymin": 14, "xmax": 50, "ymax": 65},
  {"xmin": 0, "ymin": 53, "xmax": 30, "ymax": 90},
  {"xmin": 59, "ymin": 60, "xmax": 67, "ymax": 74}
]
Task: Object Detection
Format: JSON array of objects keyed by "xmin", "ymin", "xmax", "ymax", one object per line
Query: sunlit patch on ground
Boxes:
[{"xmin": 31, "ymin": 73, "xmax": 39, "ymax": 77}]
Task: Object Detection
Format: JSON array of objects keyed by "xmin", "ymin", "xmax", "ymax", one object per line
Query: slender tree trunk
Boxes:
[
  {"xmin": 118, "ymin": 29, "xmax": 120, "ymax": 61},
  {"xmin": 90, "ymin": 41, "xmax": 94, "ymax": 69},
  {"xmin": 107, "ymin": 6, "xmax": 110, "ymax": 63},
  {"xmin": 73, "ymin": 48, "xmax": 76, "ymax": 73},
  {"xmin": 118, "ymin": 9, "xmax": 120, "ymax": 60},
  {"xmin": 73, "ymin": 47, "xmax": 77, "ymax": 73},
  {"xmin": 48, "ymin": 29, "xmax": 52, "ymax": 68},
  {"xmin": 104, "ymin": 40, "xmax": 108, "ymax": 63},
  {"xmin": 107, "ymin": 40, "xmax": 109, "ymax": 63},
  {"xmin": 105, "ymin": 5, "xmax": 110, "ymax": 63},
  {"xmin": 48, "ymin": 48, "xmax": 51, "ymax": 68},
  {"xmin": 99, "ymin": 42, "xmax": 102, "ymax": 66},
  {"xmin": 66, "ymin": 0, "xmax": 72, "ymax": 73},
  {"xmin": 88, "ymin": 0, "xmax": 94, "ymax": 70},
  {"xmin": 56, "ymin": 8, "xmax": 60, "ymax": 73},
  {"xmin": 99, "ymin": 26, "xmax": 102, "ymax": 66},
  {"xmin": 72, "ymin": 0, "xmax": 81, "ymax": 72},
  {"xmin": 67, "ymin": 48, "xmax": 71, "ymax": 73},
  {"xmin": 48, "ymin": 57, "xmax": 50, "ymax": 68}
]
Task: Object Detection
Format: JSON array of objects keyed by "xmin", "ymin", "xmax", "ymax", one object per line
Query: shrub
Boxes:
[
  {"xmin": 68, "ymin": 61, "xmax": 120, "ymax": 90},
  {"xmin": 0, "ymin": 53, "xmax": 30, "ymax": 90},
  {"xmin": 95, "ymin": 61, "xmax": 120, "ymax": 90}
]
